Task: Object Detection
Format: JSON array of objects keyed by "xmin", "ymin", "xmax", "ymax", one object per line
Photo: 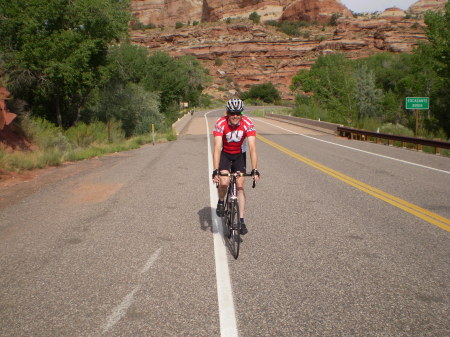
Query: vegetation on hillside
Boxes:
[{"xmin": 290, "ymin": 3, "xmax": 450, "ymax": 139}]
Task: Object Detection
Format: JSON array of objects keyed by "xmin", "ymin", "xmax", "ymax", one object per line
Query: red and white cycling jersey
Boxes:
[{"xmin": 213, "ymin": 115, "xmax": 256, "ymax": 154}]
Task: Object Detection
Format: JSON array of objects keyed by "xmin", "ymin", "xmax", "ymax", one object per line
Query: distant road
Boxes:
[{"xmin": 1, "ymin": 108, "xmax": 449, "ymax": 336}]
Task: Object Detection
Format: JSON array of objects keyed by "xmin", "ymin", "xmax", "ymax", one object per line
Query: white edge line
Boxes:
[
  {"xmin": 205, "ymin": 110, "xmax": 239, "ymax": 337},
  {"xmin": 102, "ymin": 286, "xmax": 141, "ymax": 334},
  {"xmin": 102, "ymin": 248, "xmax": 162, "ymax": 334},
  {"xmin": 141, "ymin": 247, "xmax": 162, "ymax": 274},
  {"xmin": 254, "ymin": 117, "xmax": 450, "ymax": 175}
]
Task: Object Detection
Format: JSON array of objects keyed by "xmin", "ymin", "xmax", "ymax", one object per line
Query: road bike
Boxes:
[{"xmin": 218, "ymin": 171, "xmax": 255, "ymax": 259}]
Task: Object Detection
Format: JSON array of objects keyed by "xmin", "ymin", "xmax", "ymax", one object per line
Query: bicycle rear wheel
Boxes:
[{"xmin": 229, "ymin": 200, "xmax": 240, "ymax": 259}]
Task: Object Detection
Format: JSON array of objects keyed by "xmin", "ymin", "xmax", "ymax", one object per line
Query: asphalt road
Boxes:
[{"xmin": 1, "ymin": 108, "xmax": 449, "ymax": 336}]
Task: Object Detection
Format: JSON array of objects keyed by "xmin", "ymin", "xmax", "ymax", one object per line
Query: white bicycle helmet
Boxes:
[{"xmin": 226, "ymin": 98, "xmax": 244, "ymax": 114}]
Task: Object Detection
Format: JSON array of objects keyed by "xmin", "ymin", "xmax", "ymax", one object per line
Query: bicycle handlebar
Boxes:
[
  {"xmin": 218, "ymin": 172, "xmax": 253, "ymax": 177},
  {"xmin": 217, "ymin": 172, "xmax": 257, "ymax": 188}
]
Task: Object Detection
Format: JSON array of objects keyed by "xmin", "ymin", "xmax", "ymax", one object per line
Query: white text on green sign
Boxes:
[{"xmin": 406, "ymin": 97, "xmax": 429, "ymax": 110}]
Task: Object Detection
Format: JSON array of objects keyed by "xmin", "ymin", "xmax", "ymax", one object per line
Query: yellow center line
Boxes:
[{"xmin": 257, "ymin": 134, "xmax": 450, "ymax": 232}]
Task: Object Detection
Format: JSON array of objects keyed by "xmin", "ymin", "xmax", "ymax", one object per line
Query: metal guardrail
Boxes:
[
  {"xmin": 265, "ymin": 113, "xmax": 341, "ymax": 135},
  {"xmin": 337, "ymin": 126, "xmax": 450, "ymax": 155},
  {"xmin": 264, "ymin": 113, "xmax": 450, "ymax": 155}
]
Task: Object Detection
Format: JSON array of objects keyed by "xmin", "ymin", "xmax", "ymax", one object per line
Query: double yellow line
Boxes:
[{"xmin": 257, "ymin": 134, "xmax": 450, "ymax": 232}]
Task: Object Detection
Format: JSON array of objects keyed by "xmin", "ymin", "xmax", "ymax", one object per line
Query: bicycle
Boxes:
[{"xmin": 218, "ymin": 171, "xmax": 256, "ymax": 259}]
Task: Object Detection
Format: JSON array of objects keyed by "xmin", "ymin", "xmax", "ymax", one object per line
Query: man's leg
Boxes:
[
  {"xmin": 236, "ymin": 177, "xmax": 245, "ymax": 219},
  {"xmin": 236, "ymin": 177, "xmax": 248, "ymax": 235},
  {"xmin": 218, "ymin": 171, "xmax": 230, "ymax": 201},
  {"xmin": 216, "ymin": 169, "xmax": 230, "ymax": 217}
]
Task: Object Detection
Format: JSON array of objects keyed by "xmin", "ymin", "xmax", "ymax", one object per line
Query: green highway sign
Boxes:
[{"xmin": 406, "ymin": 97, "xmax": 429, "ymax": 110}]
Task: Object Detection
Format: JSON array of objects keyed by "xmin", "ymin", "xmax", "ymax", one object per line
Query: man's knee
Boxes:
[{"xmin": 219, "ymin": 172, "xmax": 230, "ymax": 189}]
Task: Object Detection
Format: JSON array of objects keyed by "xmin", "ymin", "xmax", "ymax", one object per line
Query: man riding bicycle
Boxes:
[{"xmin": 212, "ymin": 98, "xmax": 260, "ymax": 235}]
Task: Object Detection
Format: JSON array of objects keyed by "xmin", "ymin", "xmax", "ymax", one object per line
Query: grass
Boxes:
[{"xmin": 0, "ymin": 117, "xmax": 177, "ymax": 173}]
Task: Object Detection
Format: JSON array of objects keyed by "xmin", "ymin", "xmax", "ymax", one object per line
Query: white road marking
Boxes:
[
  {"xmin": 141, "ymin": 247, "xmax": 162, "ymax": 274},
  {"xmin": 254, "ymin": 117, "xmax": 450, "ymax": 175},
  {"xmin": 102, "ymin": 286, "xmax": 141, "ymax": 334},
  {"xmin": 205, "ymin": 111, "xmax": 239, "ymax": 337},
  {"xmin": 102, "ymin": 248, "xmax": 162, "ymax": 334}
]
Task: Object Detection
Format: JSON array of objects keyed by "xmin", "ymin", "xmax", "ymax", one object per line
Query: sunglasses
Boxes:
[{"xmin": 227, "ymin": 111, "xmax": 242, "ymax": 116}]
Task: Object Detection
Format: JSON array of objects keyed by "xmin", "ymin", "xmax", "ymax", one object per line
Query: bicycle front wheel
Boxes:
[{"xmin": 229, "ymin": 200, "xmax": 240, "ymax": 259}]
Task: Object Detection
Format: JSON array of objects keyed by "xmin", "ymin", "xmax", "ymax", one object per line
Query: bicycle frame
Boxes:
[{"xmin": 217, "ymin": 171, "xmax": 254, "ymax": 259}]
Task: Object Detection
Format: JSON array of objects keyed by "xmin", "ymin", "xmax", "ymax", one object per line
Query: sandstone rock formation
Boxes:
[
  {"xmin": 0, "ymin": 87, "xmax": 16, "ymax": 130},
  {"xmin": 407, "ymin": 0, "xmax": 447, "ymax": 16},
  {"xmin": 131, "ymin": 17, "xmax": 427, "ymax": 99},
  {"xmin": 131, "ymin": 0, "xmax": 203, "ymax": 27},
  {"xmin": 202, "ymin": 0, "xmax": 293, "ymax": 22},
  {"xmin": 378, "ymin": 7, "xmax": 406, "ymax": 20},
  {"xmin": 130, "ymin": 0, "xmax": 353, "ymax": 27},
  {"xmin": 280, "ymin": 0, "xmax": 353, "ymax": 23}
]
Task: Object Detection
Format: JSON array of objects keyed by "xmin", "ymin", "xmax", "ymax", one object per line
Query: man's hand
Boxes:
[
  {"xmin": 251, "ymin": 169, "xmax": 260, "ymax": 183},
  {"xmin": 212, "ymin": 169, "xmax": 220, "ymax": 184}
]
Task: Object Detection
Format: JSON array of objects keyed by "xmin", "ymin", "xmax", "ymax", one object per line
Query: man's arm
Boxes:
[
  {"xmin": 213, "ymin": 135, "xmax": 223, "ymax": 171},
  {"xmin": 247, "ymin": 136, "xmax": 259, "ymax": 180}
]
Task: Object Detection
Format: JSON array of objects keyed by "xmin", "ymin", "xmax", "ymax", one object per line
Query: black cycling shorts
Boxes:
[{"xmin": 219, "ymin": 151, "xmax": 246, "ymax": 173}]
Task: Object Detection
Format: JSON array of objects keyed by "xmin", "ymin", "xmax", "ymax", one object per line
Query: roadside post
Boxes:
[
  {"xmin": 152, "ymin": 123, "xmax": 155, "ymax": 145},
  {"xmin": 405, "ymin": 97, "xmax": 429, "ymax": 140}
]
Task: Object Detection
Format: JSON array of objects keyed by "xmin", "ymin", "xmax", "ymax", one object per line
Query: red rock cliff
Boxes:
[
  {"xmin": 281, "ymin": 0, "xmax": 353, "ymax": 23},
  {"xmin": 131, "ymin": 0, "xmax": 352, "ymax": 27}
]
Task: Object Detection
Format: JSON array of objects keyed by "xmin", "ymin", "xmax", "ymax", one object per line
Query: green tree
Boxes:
[
  {"xmin": 0, "ymin": 0, "xmax": 130, "ymax": 127},
  {"xmin": 292, "ymin": 53, "xmax": 355, "ymax": 124},
  {"xmin": 142, "ymin": 51, "xmax": 208, "ymax": 123},
  {"xmin": 177, "ymin": 55, "xmax": 210, "ymax": 108},
  {"xmin": 420, "ymin": 3, "xmax": 450, "ymax": 137},
  {"xmin": 353, "ymin": 65, "xmax": 383, "ymax": 119},
  {"xmin": 91, "ymin": 82, "xmax": 162, "ymax": 137},
  {"xmin": 105, "ymin": 42, "xmax": 149, "ymax": 84},
  {"xmin": 241, "ymin": 83, "xmax": 281, "ymax": 103}
]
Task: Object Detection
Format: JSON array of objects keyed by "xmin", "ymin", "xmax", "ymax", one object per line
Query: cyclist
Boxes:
[{"xmin": 212, "ymin": 98, "xmax": 260, "ymax": 235}]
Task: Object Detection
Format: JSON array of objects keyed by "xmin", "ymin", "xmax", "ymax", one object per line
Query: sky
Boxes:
[{"xmin": 340, "ymin": 0, "xmax": 418, "ymax": 13}]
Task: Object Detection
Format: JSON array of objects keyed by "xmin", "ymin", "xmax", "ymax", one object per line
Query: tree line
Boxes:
[
  {"xmin": 0, "ymin": 0, "xmax": 209, "ymax": 137},
  {"xmin": 0, "ymin": 0, "xmax": 448, "ymax": 140}
]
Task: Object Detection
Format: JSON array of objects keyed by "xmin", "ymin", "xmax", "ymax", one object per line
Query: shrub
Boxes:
[
  {"xmin": 20, "ymin": 115, "xmax": 70, "ymax": 151},
  {"xmin": 330, "ymin": 13, "xmax": 342, "ymax": 26},
  {"xmin": 65, "ymin": 121, "xmax": 108, "ymax": 148},
  {"xmin": 264, "ymin": 20, "xmax": 279, "ymax": 27},
  {"xmin": 249, "ymin": 12, "xmax": 261, "ymax": 24},
  {"xmin": 279, "ymin": 21, "xmax": 301, "ymax": 36},
  {"xmin": 380, "ymin": 123, "xmax": 414, "ymax": 137}
]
